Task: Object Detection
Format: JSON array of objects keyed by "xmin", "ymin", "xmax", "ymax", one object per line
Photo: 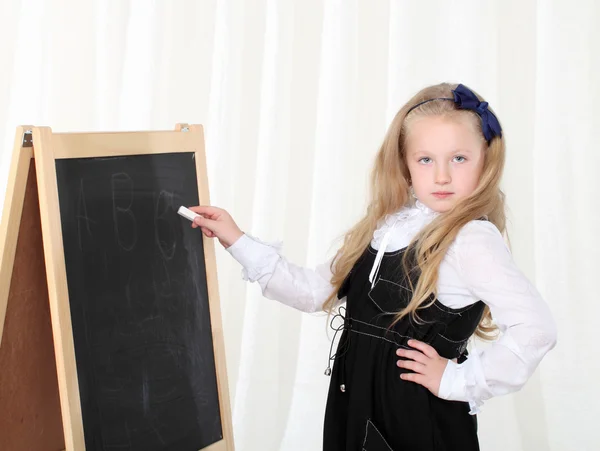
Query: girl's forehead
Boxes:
[{"xmin": 405, "ymin": 115, "xmax": 484, "ymax": 154}]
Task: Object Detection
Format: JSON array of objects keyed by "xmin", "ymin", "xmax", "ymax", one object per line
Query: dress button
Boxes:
[{"xmin": 340, "ymin": 384, "xmax": 346, "ymax": 392}]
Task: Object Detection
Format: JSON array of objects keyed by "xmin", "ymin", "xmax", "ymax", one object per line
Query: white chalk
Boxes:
[{"xmin": 178, "ymin": 206, "xmax": 200, "ymax": 222}]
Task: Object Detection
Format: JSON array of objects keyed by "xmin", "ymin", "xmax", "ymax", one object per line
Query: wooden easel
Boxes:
[
  {"xmin": 0, "ymin": 125, "xmax": 234, "ymax": 451},
  {"xmin": 0, "ymin": 126, "xmax": 65, "ymax": 450}
]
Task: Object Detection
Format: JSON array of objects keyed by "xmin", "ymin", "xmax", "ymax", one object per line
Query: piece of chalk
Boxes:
[{"xmin": 178, "ymin": 206, "xmax": 200, "ymax": 222}]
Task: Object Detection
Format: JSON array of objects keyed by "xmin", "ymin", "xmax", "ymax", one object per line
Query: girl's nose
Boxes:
[{"xmin": 435, "ymin": 165, "xmax": 451, "ymax": 185}]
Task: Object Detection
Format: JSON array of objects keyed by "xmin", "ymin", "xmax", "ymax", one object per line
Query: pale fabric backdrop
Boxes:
[{"xmin": 0, "ymin": 1, "xmax": 597, "ymax": 450}]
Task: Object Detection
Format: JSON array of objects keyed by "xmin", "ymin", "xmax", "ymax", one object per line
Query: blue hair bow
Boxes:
[{"xmin": 452, "ymin": 84, "xmax": 502, "ymax": 142}]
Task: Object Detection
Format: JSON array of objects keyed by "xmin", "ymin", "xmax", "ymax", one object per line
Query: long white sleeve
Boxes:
[
  {"xmin": 437, "ymin": 221, "xmax": 558, "ymax": 412},
  {"xmin": 225, "ymin": 234, "xmax": 338, "ymax": 313}
]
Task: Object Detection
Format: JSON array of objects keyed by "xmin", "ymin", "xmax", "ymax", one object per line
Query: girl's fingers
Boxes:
[
  {"xmin": 191, "ymin": 222, "xmax": 216, "ymax": 238},
  {"xmin": 397, "ymin": 360, "xmax": 426, "ymax": 373},
  {"xmin": 193, "ymin": 215, "xmax": 219, "ymax": 233},
  {"xmin": 396, "ymin": 348, "xmax": 429, "ymax": 364},
  {"xmin": 407, "ymin": 339, "xmax": 438, "ymax": 359},
  {"xmin": 201, "ymin": 227, "xmax": 214, "ymax": 237},
  {"xmin": 189, "ymin": 205, "xmax": 223, "ymax": 219},
  {"xmin": 400, "ymin": 372, "xmax": 428, "ymax": 387}
]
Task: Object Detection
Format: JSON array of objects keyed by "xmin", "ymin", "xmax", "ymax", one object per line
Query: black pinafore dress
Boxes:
[{"xmin": 323, "ymin": 245, "xmax": 485, "ymax": 451}]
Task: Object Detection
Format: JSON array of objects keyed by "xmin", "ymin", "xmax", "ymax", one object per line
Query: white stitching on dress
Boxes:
[
  {"xmin": 371, "ymin": 277, "xmax": 475, "ymax": 317},
  {"xmin": 351, "ymin": 318, "xmax": 414, "ymax": 342},
  {"xmin": 437, "ymin": 332, "xmax": 466, "ymax": 343},
  {"xmin": 362, "ymin": 419, "xmax": 394, "ymax": 451},
  {"xmin": 432, "ymin": 301, "xmax": 463, "ymax": 315},
  {"xmin": 368, "ymin": 286, "xmax": 397, "ymax": 315},
  {"xmin": 362, "ymin": 420, "xmax": 369, "ymax": 448},
  {"xmin": 367, "ymin": 245, "xmax": 405, "ymax": 256},
  {"xmin": 350, "ymin": 329, "xmax": 409, "ymax": 347},
  {"xmin": 368, "ymin": 277, "xmax": 409, "ymax": 315},
  {"xmin": 379, "ymin": 277, "xmax": 411, "ymax": 292}
]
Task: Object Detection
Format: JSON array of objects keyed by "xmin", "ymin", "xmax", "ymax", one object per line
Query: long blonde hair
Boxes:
[{"xmin": 323, "ymin": 83, "xmax": 506, "ymax": 339}]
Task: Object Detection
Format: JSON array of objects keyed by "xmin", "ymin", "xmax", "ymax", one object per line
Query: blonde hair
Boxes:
[{"xmin": 323, "ymin": 82, "xmax": 506, "ymax": 339}]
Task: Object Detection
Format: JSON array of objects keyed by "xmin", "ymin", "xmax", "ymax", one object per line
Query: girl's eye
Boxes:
[
  {"xmin": 418, "ymin": 157, "xmax": 432, "ymax": 164},
  {"xmin": 453, "ymin": 155, "xmax": 467, "ymax": 163}
]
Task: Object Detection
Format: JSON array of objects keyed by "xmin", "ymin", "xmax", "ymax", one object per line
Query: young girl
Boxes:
[{"xmin": 189, "ymin": 83, "xmax": 557, "ymax": 451}]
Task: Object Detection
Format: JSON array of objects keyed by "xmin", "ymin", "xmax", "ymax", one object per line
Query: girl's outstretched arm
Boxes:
[
  {"xmin": 189, "ymin": 205, "xmax": 338, "ymax": 313},
  {"xmin": 226, "ymin": 234, "xmax": 337, "ymax": 313}
]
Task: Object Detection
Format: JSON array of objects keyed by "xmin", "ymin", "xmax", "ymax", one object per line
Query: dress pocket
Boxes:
[
  {"xmin": 368, "ymin": 277, "xmax": 410, "ymax": 315},
  {"xmin": 362, "ymin": 419, "xmax": 394, "ymax": 451}
]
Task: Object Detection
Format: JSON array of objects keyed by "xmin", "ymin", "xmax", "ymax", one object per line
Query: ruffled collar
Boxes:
[
  {"xmin": 374, "ymin": 200, "xmax": 438, "ymax": 233},
  {"xmin": 413, "ymin": 199, "xmax": 438, "ymax": 216},
  {"xmin": 369, "ymin": 200, "xmax": 439, "ymax": 286}
]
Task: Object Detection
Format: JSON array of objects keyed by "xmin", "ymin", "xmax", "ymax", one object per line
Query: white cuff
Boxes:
[
  {"xmin": 437, "ymin": 345, "xmax": 486, "ymax": 415},
  {"xmin": 226, "ymin": 234, "xmax": 282, "ymax": 282},
  {"xmin": 438, "ymin": 359, "xmax": 466, "ymax": 401}
]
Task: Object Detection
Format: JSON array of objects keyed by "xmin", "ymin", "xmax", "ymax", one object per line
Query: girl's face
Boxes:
[{"xmin": 405, "ymin": 115, "xmax": 485, "ymax": 213}]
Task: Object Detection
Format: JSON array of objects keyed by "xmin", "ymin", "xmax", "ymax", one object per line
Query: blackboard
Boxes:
[{"xmin": 55, "ymin": 152, "xmax": 222, "ymax": 451}]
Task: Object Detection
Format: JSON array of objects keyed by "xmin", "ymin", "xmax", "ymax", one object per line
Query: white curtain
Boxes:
[{"xmin": 1, "ymin": 1, "xmax": 598, "ymax": 450}]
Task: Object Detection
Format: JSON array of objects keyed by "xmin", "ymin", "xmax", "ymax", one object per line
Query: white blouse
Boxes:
[{"xmin": 225, "ymin": 201, "xmax": 557, "ymax": 413}]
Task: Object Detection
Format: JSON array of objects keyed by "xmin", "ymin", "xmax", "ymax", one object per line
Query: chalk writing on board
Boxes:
[
  {"xmin": 155, "ymin": 190, "xmax": 176, "ymax": 261},
  {"xmin": 111, "ymin": 172, "xmax": 137, "ymax": 251},
  {"xmin": 76, "ymin": 178, "xmax": 95, "ymax": 251}
]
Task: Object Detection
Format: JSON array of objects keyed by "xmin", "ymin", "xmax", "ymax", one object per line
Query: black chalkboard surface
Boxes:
[{"xmin": 55, "ymin": 152, "xmax": 222, "ymax": 451}]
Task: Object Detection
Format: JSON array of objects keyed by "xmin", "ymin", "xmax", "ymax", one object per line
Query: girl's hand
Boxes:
[
  {"xmin": 396, "ymin": 339, "xmax": 449, "ymax": 397},
  {"xmin": 188, "ymin": 205, "xmax": 244, "ymax": 248}
]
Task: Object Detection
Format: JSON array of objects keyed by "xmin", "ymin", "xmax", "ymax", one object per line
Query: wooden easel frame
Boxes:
[
  {"xmin": 0, "ymin": 126, "xmax": 33, "ymax": 345},
  {"xmin": 0, "ymin": 124, "xmax": 234, "ymax": 451},
  {"xmin": 1, "ymin": 125, "xmax": 65, "ymax": 450}
]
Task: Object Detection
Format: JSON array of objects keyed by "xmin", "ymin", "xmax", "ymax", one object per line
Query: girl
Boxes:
[{"xmin": 189, "ymin": 83, "xmax": 557, "ymax": 450}]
